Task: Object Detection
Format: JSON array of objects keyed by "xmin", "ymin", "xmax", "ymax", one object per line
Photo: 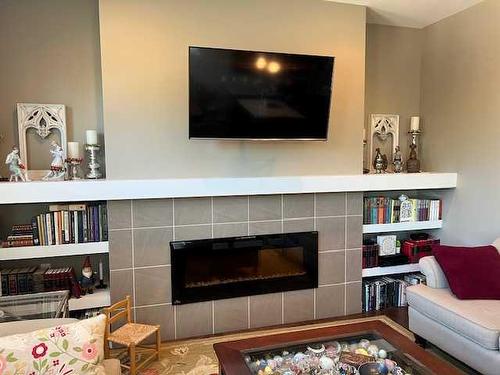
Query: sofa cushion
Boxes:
[
  {"xmin": 433, "ymin": 244, "xmax": 500, "ymax": 299},
  {"xmin": 0, "ymin": 318, "xmax": 78, "ymax": 337},
  {"xmin": 407, "ymin": 284, "xmax": 500, "ymax": 350},
  {"xmin": 0, "ymin": 314, "xmax": 107, "ymax": 374}
]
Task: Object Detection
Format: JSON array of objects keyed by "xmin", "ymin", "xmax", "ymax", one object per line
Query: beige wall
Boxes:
[
  {"xmin": 365, "ymin": 24, "xmax": 423, "ymax": 167},
  {"xmin": 99, "ymin": 0, "xmax": 366, "ymax": 179},
  {"xmin": 421, "ymin": 0, "xmax": 500, "ymax": 245},
  {"xmin": 0, "ymin": 0, "xmax": 103, "ymax": 176}
]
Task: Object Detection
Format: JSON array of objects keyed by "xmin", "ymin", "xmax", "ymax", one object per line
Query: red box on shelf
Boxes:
[{"xmin": 402, "ymin": 238, "xmax": 440, "ymax": 263}]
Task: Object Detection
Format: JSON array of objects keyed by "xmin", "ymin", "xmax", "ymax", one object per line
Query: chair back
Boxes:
[{"xmin": 104, "ymin": 295, "xmax": 132, "ymax": 338}]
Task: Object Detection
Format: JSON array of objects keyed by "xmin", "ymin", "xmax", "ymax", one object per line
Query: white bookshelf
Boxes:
[
  {"xmin": 363, "ymin": 220, "xmax": 442, "ymax": 234},
  {"xmin": 0, "ymin": 241, "xmax": 109, "ymax": 261},
  {"xmin": 362, "ymin": 263, "xmax": 420, "ymax": 278},
  {"xmin": 68, "ymin": 288, "xmax": 110, "ymax": 311}
]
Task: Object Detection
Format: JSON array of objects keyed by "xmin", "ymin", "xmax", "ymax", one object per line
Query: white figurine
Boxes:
[
  {"xmin": 5, "ymin": 146, "xmax": 29, "ymax": 182},
  {"xmin": 42, "ymin": 141, "xmax": 65, "ymax": 180}
]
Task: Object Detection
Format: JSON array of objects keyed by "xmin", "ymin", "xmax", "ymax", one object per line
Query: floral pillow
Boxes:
[{"xmin": 0, "ymin": 314, "xmax": 106, "ymax": 375}]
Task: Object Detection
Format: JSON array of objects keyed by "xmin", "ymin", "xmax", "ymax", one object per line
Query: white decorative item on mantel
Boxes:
[
  {"xmin": 17, "ymin": 103, "xmax": 67, "ymax": 181},
  {"xmin": 369, "ymin": 114, "xmax": 399, "ymax": 172}
]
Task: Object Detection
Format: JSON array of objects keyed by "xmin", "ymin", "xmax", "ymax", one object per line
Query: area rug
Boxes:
[{"xmin": 137, "ymin": 315, "xmax": 413, "ymax": 375}]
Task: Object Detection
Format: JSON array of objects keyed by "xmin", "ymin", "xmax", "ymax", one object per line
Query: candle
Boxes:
[
  {"xmin": 86, "ymin": 130, "xmax": 98, "ymax": 145},
  {"xmin": 363, "ymin": 128, "xmax": 367, "ymax": 141},
  {"xmin": 410, "ymin": 116, "xmax": 420, "ymax": 131},
  {"xmin": 67, "ymin": 142, "xmax": 80, "ymax": 159}
]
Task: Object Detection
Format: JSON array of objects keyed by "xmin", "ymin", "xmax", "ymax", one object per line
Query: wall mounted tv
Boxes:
[{"xmin": 189, "ymin": 47, "xmax": 334, "ymax": 140}]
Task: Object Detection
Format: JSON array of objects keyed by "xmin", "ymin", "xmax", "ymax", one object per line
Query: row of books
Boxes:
[
  {"xmin": 0, "ymin": 266, "xmax": 80, "ymax": 297},
  {"xmin": 363, "ymin": 197, "xmax": 442, "ymax": 225},
  {"xmin": 362, "ymin": 273, "xmax": 426, "ymax": 312},
  {"xmin": 1, "ymin": 203, "xmax": 108, "ymax": 248},
  {"xmin": 362, "ymin": 243, "xmax": 379, "ymax": 268}
]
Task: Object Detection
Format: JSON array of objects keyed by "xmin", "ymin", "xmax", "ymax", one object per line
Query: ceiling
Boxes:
[{"xmin": 328, "ymin": 0, "xmax": 484, "ymax": 28}]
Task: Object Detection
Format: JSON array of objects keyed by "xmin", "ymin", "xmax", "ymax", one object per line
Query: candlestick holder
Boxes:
[
  {"xmin": 65, "ymin": 158, "xmax": 83, "ymax": 180},
  {"xmin": 407, "ymin": 130, "xmax": 422, "ymax": 173},
  {"xmin": 85, "ymin": 144, "xmax": 102, "ymax": 179}
]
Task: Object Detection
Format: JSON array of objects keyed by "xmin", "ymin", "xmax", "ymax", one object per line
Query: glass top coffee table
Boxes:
[
  {"xmin": 214, "ymin": 320, "xmax": 460, "ymax": 374},
  {"xmin": 0, "ymin": 290, "xmax": 69, "ymax": 323}
]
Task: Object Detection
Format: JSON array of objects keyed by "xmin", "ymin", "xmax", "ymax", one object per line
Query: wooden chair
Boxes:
[{"xmin": 104, "ymin": 296, "xmax": 160, "ymax": 375}]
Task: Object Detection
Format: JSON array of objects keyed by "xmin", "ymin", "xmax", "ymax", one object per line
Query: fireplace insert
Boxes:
[{"xmin": 170, "ymin": 231, "xmax": 318, "ymax": 304}]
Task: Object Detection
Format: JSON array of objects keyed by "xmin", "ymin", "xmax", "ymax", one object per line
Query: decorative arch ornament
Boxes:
[
  {"xmin": 17, "ymin": 103, "xmax": 67, "ymax": 180},
  {"xmin": 369, "ymin": 114, "xmax": 399, "ymax": 171}
]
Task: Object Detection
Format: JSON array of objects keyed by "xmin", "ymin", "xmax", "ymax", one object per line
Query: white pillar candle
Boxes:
[
  {"xmin": 99, "ymin": 259, "xmax": 104, "ymax": 281},
  {"xmin": 67, "ymin": 142, "xmax": 80, "ymax": 159},
  {"xmin": 410, "ymin": 116, "xmax": 420, "ymax": 131},
  {"xmin": 363, "ymin": 128, "xmax": 366, "ymax": 141},
  {"xmin": 86, "ymin": 130, "xmax": 98, "ymax": 145}
]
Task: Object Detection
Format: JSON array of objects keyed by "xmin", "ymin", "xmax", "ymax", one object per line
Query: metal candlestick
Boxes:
[
  {"xmin": 85, "ymin": 144, "xmax": 102, "ymax": 179},
  {"xmin": 363, "ymin": 139, "xmax": 369, "ymax": 174},
  {"xmin": 66, "ymin": 158, "xmax": 83, "ymax": 180},
  {"xmin": 407, "ymin": 130, "xmax": 422, "ymax": 173},
  {"xmin": 409, "ymin": 129, "xmax": 421, "ymax": 146}
]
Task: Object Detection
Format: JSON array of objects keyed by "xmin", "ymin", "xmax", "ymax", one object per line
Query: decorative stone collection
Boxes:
[{"xmin": 246, "ymin": 337, "xmax": 411, "ymax": 375}]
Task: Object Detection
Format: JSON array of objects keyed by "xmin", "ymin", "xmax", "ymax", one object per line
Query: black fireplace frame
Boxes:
[{"xmin": 170, "ymin": 231, "xmax": 318, "ymax": 305}]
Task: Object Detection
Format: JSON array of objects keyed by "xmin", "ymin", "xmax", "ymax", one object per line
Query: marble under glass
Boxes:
[{"xmin": 243, "ymin": 333, "xmax": 428, "ymax": 375}]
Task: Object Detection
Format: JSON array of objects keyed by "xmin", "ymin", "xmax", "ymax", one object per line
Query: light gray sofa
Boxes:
[
  {"xmin": 407, "ymin": 244, "xmax": 500, "ymax": 375},
  {"xmin": 0, "ymin": 318, "xmax": 121, "ymax": 375}
]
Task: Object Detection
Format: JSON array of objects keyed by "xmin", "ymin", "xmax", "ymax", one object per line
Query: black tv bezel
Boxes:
[{"xmin": 188, "ymin": 46, "xmax": 335, "ymax": 141}]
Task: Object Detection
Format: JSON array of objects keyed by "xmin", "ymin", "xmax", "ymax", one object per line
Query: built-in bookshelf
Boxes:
[
  {"xmin": 362, "ymin": 263, "xmax": 421, "ymax": 278},
  {"xmin": 68, "ymin": 288, "xmax": 110, "ymax": 311},
  {"xmin": 363, "ymin": 220, "xmax": 442, "ymax": 234}
]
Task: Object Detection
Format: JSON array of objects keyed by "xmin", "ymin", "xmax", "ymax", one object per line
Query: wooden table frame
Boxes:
[{"xmin": 214, "ymin": 320, "xmax": 460, "ymax": 374}]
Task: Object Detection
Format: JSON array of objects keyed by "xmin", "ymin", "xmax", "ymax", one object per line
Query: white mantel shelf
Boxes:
[{"xmin": 0, "ymin": 172, "xmax": 457, "ymax": 204}]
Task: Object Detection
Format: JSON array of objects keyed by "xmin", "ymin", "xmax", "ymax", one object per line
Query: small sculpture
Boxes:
[
  {"xmin": 406, "ymin": 143, "xmax": 421, "ymax": 173},
  {"xmin": 5, "ymin": 146, "xmax": 29, "ymax": 182},
  {"xmin": 79, "ymin": 256, "xmax": 95, "ymax": 295},
  {"xmin": 373, "ymin": 148, "xmax": 388, "ymax": 174},
  {"xmin": 42, "ymin": 141, "xmax": 65, "ymax": 180},
  {"xmin": 393, "ymin": 146, "xmax": 403, "ymax": 173}
]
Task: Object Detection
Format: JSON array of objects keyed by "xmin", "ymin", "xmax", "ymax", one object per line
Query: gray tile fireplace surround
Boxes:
[{"xmin": 107, "ymin": 192, "xmax": 363, "ymax": 340}]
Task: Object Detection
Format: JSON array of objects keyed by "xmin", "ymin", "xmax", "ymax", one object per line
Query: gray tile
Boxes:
[
  {"xmin": 283, "ymin": 289, "xmax": 314, "ymax": 323},
  {"xmin": 109, "ymin": 230, "xmax": 132, "ymax": 270},
  {"xmin": 133, "ymin": 227, "xmax": 173, "ymax": 267},
  {"xmin": 135, "ymin": 304, "xmax": 175, "ymax": 342},
  {"xmin": 134, "ymin": 266, "xmax": 171, "ymax": 306},
  {"xmin": 176, "ymin": 301, "xmax": 213, "ymax": 339},
  {"xmin": 174, "ymin": 197, "xmax": 211, "ymax": 225},
  {"xmin": 319, "ymin": 251, "xmax": 345, "ymax": 285},
  {"xmin": 133, "ymin": 199, "xmax": 173, "ymax": 228},
  {"xmin": 347, "ymin": 192, "xmax": 363, "ymax": 216},
  {"xmin": 250, "ymin": 293, "xmax": 282, "ymax": 328},
  {"xmin": 110, "ymin": 269, "xmax": 134, "ymax": 306},
  {"xmin": 213, "ymin": 196, "xmax": 248, "ymax": 223},
  {"xmin": 283, "ymin": 218, "xmax": 314, "ymax": 233},
  {"xmin": 346, "ymin": 282, "xmax": 362, "ymax": 314},
  {"xmin": 213, "ymin": 223, "xmax": 248, "ymax": 238},
  {"xmin": 346, "ymin": 215, "xmax": 363, "ymax": 249},
  {"xmin": 317, "ymin": 217, "xmax": 345, "ymax": 251},
  {"xmin": 107, "ymin": 200, "xmax": 132, "ymax": 229},
  {"xmin": 316, "ymin": 285, "xmax": 345, "ymax": 319},
  {"xmin": 316, "ymin": 193, "xmax": 346, "ymax": 217},
  {"xmin": 249, "ymin": 195, "xmax": 282, "ymax": 221},
  {"xmin": 346, "ymin": 249, "xmax": 362, "ymax": 282},
  {"xmin": 283, "ymin": 194, "xmax": 314, "ymax": 218},
  {"xmin": 214, "ymin": 297, "xmax": 249, "ymax": 333},
  {"xmin": 174, "ymin": 224, "xmax": 212, "ymax": 241},
  {"xmin": 248, "ymin": 221, "xmax": 282, "ymax": 235}
]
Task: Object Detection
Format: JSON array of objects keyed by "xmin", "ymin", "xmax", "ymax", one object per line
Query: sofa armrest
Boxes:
[{"xmin": 419, "ymin": 256, "xmax": 449, "ymax": 289}]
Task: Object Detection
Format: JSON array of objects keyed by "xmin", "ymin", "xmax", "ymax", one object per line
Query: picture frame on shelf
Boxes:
[{"xmin": 17, "ymin": 103, "xmax": 67, "ymax": 181}]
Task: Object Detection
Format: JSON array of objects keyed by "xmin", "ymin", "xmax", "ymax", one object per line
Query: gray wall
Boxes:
[
  {"xmin": 107, "ymin": 193, "xmax": 363, "ymax": 339},
  {"xmin": 420, "ymin": 0, "xmax": 499, "ymax": 245},
  {"xmin": 0, "ymin": 0, "xmax": 103, "ymax": 176},
  {"xmin": 365, "ymin": 24, "xmax": 423, "ymax": 166},
  {"xmin": 99, "ymin": 0, "xmax": 366, "ymax": 179}
]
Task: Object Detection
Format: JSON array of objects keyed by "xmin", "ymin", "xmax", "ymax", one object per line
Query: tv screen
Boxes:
[{"xmin": 189, "ymin": 47, "xmax": 334, "ymax": 140}]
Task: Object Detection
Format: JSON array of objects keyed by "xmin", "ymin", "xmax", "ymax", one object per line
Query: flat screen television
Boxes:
[{"xmin": 189, "ymin": 47, "xmax": 334, "ymax": 140}]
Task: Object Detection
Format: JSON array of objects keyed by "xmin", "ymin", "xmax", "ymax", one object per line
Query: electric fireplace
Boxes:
[{"xmin": 170, "ymin": 231, "xmax": 318, "ymax": 304}]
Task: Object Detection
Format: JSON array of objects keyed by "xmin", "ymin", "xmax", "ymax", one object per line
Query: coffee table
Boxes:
[{"xmin": 214, "ymin": 320, "xmax": 460, "ymax": 374}]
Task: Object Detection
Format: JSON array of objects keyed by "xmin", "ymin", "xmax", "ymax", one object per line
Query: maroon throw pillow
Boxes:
[{"xmin": 433, "ymin": 244, "xmax": 500, "ymax": 299}]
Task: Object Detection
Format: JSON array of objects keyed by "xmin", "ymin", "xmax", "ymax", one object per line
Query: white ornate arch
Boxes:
[{"xmin": 17, "ymin": 103, "xmax": 67, "ymax": 180}]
